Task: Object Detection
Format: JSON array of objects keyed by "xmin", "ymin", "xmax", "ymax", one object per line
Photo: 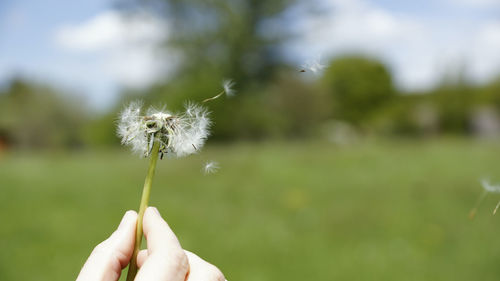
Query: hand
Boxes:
[{"xmin": 76, "ymin": 207, "xmax": 226, "ymax": 281}]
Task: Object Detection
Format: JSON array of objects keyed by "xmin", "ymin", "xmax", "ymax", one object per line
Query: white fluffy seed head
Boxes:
[
  {"xmin": 117, "ymin": 101, "xmax": 211, "ymax": 158},
  {"xmin": 222, "ymin": 79, "xmax": 236, "ymax": 97},
  {"xmin": 117, "ymin": 101, "xmax": 149, "ymax": 156},
  {"xmin": 168, "ymin": 102, "xmax": 211, "ymax": 157},
  {"xmin": 203, "ymin": 161, "xmax": 219, "ymax": 174}
]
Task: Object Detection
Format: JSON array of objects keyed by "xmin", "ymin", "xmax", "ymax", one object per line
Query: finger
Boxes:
[
  {"xmin": 142, "ymin": 207, "xmax": 183, "ymax": 253},
  {"xmin": 135, "ymin": 207, "xmax": 189, "ymax": 281},
  {"xmin": 137, "ymin": 249, "xmax": 148, "ymax": 268},
  {"xmin": 76, "ymin": 211, "xmax": 137, "ymax": 281},
  {"xmin": 184, "ymin": 250, "xmax": 226, "ymax": 281}
]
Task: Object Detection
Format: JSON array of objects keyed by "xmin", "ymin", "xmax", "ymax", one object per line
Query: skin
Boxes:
[{"xmin": 76, "ymin": 207, "xmax": 226, "ymax": 281}]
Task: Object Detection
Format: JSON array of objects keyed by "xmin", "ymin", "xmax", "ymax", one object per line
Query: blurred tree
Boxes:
[
  {"xmin": 322, "ymin": 55, "xmax": 396, "ymax": 126},
  {"xmin": 369, "ymin": 95, "xmax": 439, "ymax": 137},
  {"xmin": 118, "ymin": 0, "xmax": 302, "ymax": 140},
  {"xmin": 82, "ymin": 113, "xmax": 121, "ymax": 147},
  {"xmin": 113, "ymin": 2, "xmax": 500, "ymax": 140},
  {"xmin": 121, "ymin": 0, "xmax": 296, "ymax": 85},
  {"xmin": 432, "ymin": 83, "xmax": 474, "ymax": 134},
  {"xmin": 0, "ymin": 78, "xmax": 86, "ymax": 149},
  {"xmin": 477, "ymin": 76, "xmax": 500, "ymax": 108},
  {"xmin": 266, "ymin": 73, "xmax": 332, "ymax": 138},
  {"xmin": 428, "ymin": 67, "xmax": 479, "ymax": 134}
]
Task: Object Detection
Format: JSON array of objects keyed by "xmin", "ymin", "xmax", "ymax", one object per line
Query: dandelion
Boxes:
[
  {"xmin": 118, "ymin": 102, "xmax": 210, "ymax": 158},
  {"xmin": 483, "ymin": 180, "xmax": 500, "ymax": 214},
  {"xmin": 469, "ymin": 179, "xmax": 500, "ymax": 219},
  {"xmin": 118, "ymin": 100, "xmax": 210, "ymax": 281},
  {"xmin": 203, "ymin": 161, "xmax": 219, "ymax": 174},
  {"xmin": 300, "ymin": 56, "xmax": 326, "ymax": 74},
  {"xmin": 203, "ymin": 79, "xmax": 236, "ymax": 103}
]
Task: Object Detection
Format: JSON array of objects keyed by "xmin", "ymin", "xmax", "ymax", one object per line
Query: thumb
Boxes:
[{"xmin": 76, "ymin": 211, "xmax": 138, "ymax": 281}]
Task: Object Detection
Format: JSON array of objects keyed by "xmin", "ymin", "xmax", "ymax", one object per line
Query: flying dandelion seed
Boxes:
[
  {"xmin": 203, "ymin": 79, "xmax": 236, "ymax": 103},
  {"xmin": 203, "ymin": 161, "xmax": 220, "ymax": 174},
  {"xmin": 481, "ymin": 179, "xmax": 500, "ymax": 193},
  {"xmin": 222, "ymin": 79, "xmax": 236, "ymax": 97},
  {"xmin": 483, "ymin": 180, "xmax": 500, "ymax": 215},
  {"xmin": 469, "ymin": 179, "xmax": 500, "ymax": 219},
  {"xmin": 300, "ymin": 56, "xmax": 326, "ymax": 74}
]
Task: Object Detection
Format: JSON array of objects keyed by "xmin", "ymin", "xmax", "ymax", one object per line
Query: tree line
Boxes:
[{"xmin": 1, "ymin": 54, "xmax": 500, "ymax": 150}]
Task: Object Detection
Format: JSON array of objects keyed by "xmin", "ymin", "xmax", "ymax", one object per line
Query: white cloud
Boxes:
[
  {"xmin": 293, "ymin": 0, "xmax": 500, "ymax": 91},
  {"xmin": 53, "ymin": 10, "xmax": 173, "ymax": 91},
  {"xmin": 55, "ymin": 11, "xmax": 165, "ymax": 52},
  {"xmin": 469, "ymin": 21, "xmax": 500, "ymax": 83}
]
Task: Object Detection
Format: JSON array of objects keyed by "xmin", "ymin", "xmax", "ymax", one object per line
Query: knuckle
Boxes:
[
  {"xmin": 170, "ymin": 249, "xmax": 189, "ymax": 273},
  {"xmin": 91, "ymin": 241, "xmax": 108, "ymax": 255}
]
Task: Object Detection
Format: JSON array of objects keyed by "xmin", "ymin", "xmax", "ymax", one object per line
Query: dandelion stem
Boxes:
[
  {"xmin": 493, "ymin": 199, "xmax": 500, "ymax": 215},
  {"xmin": 469, "ymin": 190, "xmax": 488, "ymax": 220},
  {"xmin": 126, "ymin": 140, "xmax": 161, "ymax": 281},
  {"xmin": 202, "ymin": 91, "xmax": 224, "ymax": 103}
]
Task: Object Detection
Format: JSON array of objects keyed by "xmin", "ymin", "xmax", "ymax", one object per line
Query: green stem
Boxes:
[
  {"xmin": 469, "ymin": 190, "xmax": 487, "ymax": 220},
  {"xmin": 126, "ymin": 140, "xmax": 161, "ymax": 281}
]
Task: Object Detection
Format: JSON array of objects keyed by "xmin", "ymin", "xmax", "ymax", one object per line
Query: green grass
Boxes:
[{"xmin": 2, "ymin": 139, "xmax": 500, "ymax": 281}]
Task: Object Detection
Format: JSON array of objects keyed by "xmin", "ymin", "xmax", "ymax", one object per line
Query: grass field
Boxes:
[{"xmin": 2, "ymin": 139, "xmax": 500, "ymax": 281}]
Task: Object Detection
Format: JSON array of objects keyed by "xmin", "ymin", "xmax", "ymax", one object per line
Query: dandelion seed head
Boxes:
[
  {"xmin": 117, "ymin": 101, "xmax": 211, "ymax": 158},
  {"xmin": 203, "ymin": 161, "xmax": 219, "ymax": 174},
  {"xmin": 222, "ymin": 79, "xmax": 236, "ymax": 97}
]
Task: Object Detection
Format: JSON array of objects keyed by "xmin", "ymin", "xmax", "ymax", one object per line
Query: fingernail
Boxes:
[{"xmin": 150, "ymin": 206, "xmax": 160, "ymax": 215}]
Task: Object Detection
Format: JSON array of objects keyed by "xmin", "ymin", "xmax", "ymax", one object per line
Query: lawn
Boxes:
[{"xmin": 1, "ymin": 139, "xmax": 500, "ymax": 281}]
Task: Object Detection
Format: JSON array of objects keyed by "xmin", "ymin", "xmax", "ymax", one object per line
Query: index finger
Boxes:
[
  {"xmin": 135, "ymin": 207, "xmax": 189, "ymax": 281},
  {"xmin": 142, "ymin": 207, "xmax": 183, "ymax": 254}
]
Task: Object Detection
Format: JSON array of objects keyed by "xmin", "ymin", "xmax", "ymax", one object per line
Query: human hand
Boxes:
[{"xmin": 76, "ymin": 207, "xmax": 226, "ymax": 281}]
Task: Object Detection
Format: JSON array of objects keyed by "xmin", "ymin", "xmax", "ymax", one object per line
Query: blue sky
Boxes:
[
  {"xmin": 0, "ymin": 0, "xmax": 123, "ymax": 110},
  {"xmin": 1, "ymin": 0, "xmax": 500, "ymax": 110},
  {"xmin": 0, "ymin": 0, "xmax": 108, "ymax": 77}
]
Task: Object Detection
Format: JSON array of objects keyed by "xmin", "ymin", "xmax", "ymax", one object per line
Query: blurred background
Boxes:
[{"xmin": 1, "ymin": 0, "xmax": 500, "ymax": 280}]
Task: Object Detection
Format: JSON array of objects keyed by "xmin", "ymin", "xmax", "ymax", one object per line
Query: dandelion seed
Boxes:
[
  {"xmin": 484, "ymin": 179, "xmax": 500, "ymax": 215},
  {"xmin": 117, "ymin": 101, "xmax": 211, "ymax": 158},
  {"xmin": 222, "ymin": 79, "xmax": 236, "ymax": 97},
  {"xmin": 481, "ymin": 179, "xmax": 500, "ymax": 193},
  {"xmin": 203, "ymin": 79, "xmax": 236, "ymax": 103},
  {"xmin": 301, "ymin": 56, "xmax": 326, "ymax": 74},
  {"xmin": 117, "ymin": 101, "xmax": 148, "ymax": 156},
  {"xmin": 469, "ymin": 179, "xmax": 500, "ymax": 219},
  {"xmin": 203, "ymin": 161, "xmax": 219, "ymax": 174},
  {"xmin": 493, "ymin": 200, "xmax": 500, "ymax": 215}
]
